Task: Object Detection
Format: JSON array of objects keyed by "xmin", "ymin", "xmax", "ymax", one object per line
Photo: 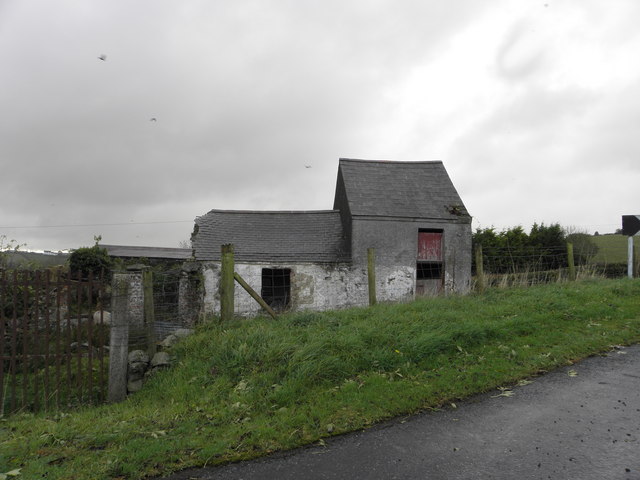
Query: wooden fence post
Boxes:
[
  {"xmin": 475, "ymin": 244, "xmax": 485, "ymax": 293},
  {"xmin": 567, "ymin": 242, "xmax": 576, "ymax": 281},
  {"xmin": 234, "ymin": 272, "xmax": 278, "ymax": 319},
  {"xmin": 367, "ymin": 248, "xmax": 377, "ymax": 306},
  {"xmin": 108, "ymin": 274, "xmax": 129, "ymax": 403},
  {"xmin": 142, "ymin": 268, "xmax": 156, "ymax": 358},
  {"xmin": 220, "ymin": 244, "xmax": 235, "ymax": 321}
]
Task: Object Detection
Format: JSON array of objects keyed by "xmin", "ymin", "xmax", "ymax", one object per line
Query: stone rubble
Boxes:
[{"xmin": 126, "ymin": 328, "xmax": 194, "ymax": 394}]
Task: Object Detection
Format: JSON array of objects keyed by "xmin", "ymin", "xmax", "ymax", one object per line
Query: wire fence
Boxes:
[
  {"xmin": 1, "ymin": 244, "xmax": 635, "ymax": 414},
  {"xmin": 117, "ymin": 269, "xmax": 196, "ymax": 350},
  {"xmin": 152, "ymin": 270, "xmax": 188, "ymax": 339},
  {"xmin": 472, "ymin": 242, "xmax": 630, "ymax": 289},
  {"xmin": 478, "ymin": 246, "xmax": 569, "ymax": 273}
]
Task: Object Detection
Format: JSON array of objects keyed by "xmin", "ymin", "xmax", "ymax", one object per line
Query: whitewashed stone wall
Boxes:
[{"xmin": 202, "ymin": 261, "xmax": 416, "ymax": 317}]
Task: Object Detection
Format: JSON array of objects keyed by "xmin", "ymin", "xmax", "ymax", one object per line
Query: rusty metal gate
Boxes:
[{"xmin": 0, "ymin": 269, "xmax": 109, "ymax": 416}]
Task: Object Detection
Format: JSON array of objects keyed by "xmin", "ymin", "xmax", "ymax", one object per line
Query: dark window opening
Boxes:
[
  {"xmin": 261, "ymin": 268, "xmax": 291, "ymax": 311},
  {"xmin": 417, "ymin": 262, "xmax": 442, "ymax": 280}
]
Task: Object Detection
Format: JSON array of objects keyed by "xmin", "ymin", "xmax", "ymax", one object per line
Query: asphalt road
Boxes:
[{"xmin": 162, "ymin": 344, "xmax": 640, "ymax": 480}]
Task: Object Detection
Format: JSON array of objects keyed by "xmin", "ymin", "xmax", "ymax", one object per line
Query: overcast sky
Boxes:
[{"xmin": 1, "ymin": 0, "xmax": 639, "ymax": 251}]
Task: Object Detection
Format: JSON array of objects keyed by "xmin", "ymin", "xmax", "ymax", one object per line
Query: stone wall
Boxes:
[
  {"xmin": 109, "ymin": 267, "xmax": 153, "ymax": 375},
  {"xmin": 109, "ymin": 268, "xmax": 196, "ymax": 400},
  {"xmin": 202, "ymin": 261, "xmax": 416, "ymax": 317},
  {"xmin": 198, "ymin": 217, "xmax": 472, "ymax": 316},
  {"xmin": 122, "ymin": 266, "xmax": 144, "ymax": 325}
]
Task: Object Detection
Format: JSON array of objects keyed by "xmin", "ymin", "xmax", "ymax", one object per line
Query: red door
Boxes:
[
  {"xmin": 418, "ymin": 232, "xmax": 443, "ymax": 261},
  {"xmin": 416, "ymin": 231, "xmax": 443, "ymax": 296}
]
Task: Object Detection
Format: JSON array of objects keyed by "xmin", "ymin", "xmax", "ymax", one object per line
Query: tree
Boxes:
[
  {"xmin": 472, "ymin": 223, "xmax": 569, "ymax": 273},
  {"xmin": 529, "ymin": 223, "xmax": 565, "ymax": 248}
]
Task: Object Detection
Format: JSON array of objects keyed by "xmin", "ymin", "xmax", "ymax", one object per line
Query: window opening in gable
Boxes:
[{"xmin": 261, "ymin": 268, "xmax": 291, "ymax": 311}]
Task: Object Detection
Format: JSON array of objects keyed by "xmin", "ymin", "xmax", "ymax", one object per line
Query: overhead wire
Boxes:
[{"xmin": 0, "ymin": 220, "xmax": 193, "ymax": 229}]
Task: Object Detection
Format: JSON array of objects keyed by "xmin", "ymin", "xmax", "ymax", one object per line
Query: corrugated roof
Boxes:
[
  {"xmin": 193, "ymin": 210, "xmax": 348, "ymax": 262},
  {"xmin": 100, "ymin": 244, "xmax": 192, "ymax": 260},
  {"xmin": 337, "ymin": 158, "xmax": 470, "ymax": 220}
]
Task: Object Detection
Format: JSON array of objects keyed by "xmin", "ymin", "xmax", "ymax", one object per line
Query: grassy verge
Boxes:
[{"xmin": 2, "ymin": 279, "xmax": 640, "ymax": 479}]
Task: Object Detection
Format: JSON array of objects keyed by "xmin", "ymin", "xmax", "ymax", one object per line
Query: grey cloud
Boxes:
[
  {"xmin": 571, "ymin": 82, "xmax": 640, "ymax": 173},
  {"xmin": 12, "ymin": 0, "xmax": 636, "ymax": 249},
  {"xmin": 495, "ymin": 19, "xmax": 547, "ymax": 82},
  {"xmin": 448, "ymin": 82, "xmax": 635, "ymax": 232}
]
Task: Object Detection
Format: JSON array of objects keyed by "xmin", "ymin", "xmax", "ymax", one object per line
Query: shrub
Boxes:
[{"xmin": 68, "ymin": 245, "xmax": 112, "ymax": 279}]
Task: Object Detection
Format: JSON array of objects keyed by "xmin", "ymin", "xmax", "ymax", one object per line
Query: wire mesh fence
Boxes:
[
  {"xmin": 152, "ymin": 269, "xmax": 184, "ymax": 339},
  {"xmin": 114, "ymin": 268, "xmax": 197, "ymax": 351},
  {"xmin": 472, "ymin": 243, "xmax": 615, "ymax": 289}
]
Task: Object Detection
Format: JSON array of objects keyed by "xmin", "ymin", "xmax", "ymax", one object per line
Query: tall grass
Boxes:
[
  {"xmin": 475, "ymin": 263, "xmax": 607, "ymax": 289},
  {"xmin": 2, "ymin": 279, "xmax": 640, "ymax": 479}
]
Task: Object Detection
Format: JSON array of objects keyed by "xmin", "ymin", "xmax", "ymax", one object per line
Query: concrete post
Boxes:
[{"xmin": 108, "ymin": 274, "xmax": 129, "ymax": 403}]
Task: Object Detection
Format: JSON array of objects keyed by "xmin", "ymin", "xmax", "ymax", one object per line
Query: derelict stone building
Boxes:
[{"xmin": 192, "ymin": 158, "xmax": 472, "ymax": 316}]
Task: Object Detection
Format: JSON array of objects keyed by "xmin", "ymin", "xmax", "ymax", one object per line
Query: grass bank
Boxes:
[{"xmin": 2, "ymin": 279, "xmax": 640, "ymax": 479}]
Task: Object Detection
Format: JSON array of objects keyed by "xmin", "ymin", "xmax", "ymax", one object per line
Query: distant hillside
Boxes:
[
  {"xmin": 3, "ymin": 251, "xmax": 69, "ymax": 269},
  {"xmin": 591, "ymin": 234, "xmax": 639, "ymax": 264}
]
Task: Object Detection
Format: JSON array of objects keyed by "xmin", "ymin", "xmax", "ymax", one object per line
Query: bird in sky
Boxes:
[{"xmin": 98, "ymin": 54, "xmax": 107, "ymax": 61}]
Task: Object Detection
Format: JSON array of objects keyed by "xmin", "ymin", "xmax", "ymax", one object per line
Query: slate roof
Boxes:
[
  {"xmin": 100, "ymin": 244, "xmax": 192, "ymax": 260},
  {"xmin": 193, "ymin": 210, "xmax": 348, "ymax": 262},
  {"xmin": 336, "ymin": 159, "xmax": 470, "ymax": 220}
]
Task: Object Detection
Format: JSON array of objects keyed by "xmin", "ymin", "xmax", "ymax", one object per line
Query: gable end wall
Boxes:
[{"xmin": 350, "ymin": 217, "xmax": 472, "ymax": 294}]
